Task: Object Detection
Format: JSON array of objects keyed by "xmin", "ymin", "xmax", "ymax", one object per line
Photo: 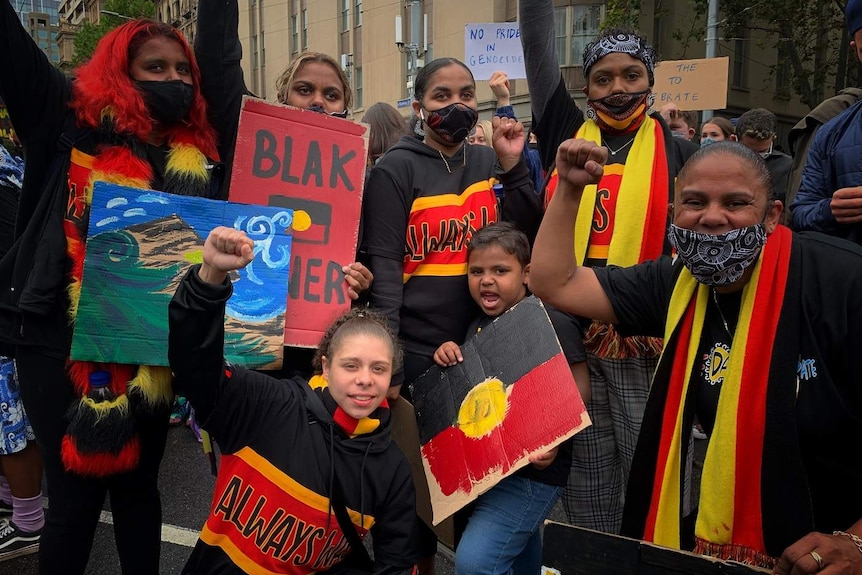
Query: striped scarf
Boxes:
[
  {"xmin": 573, "ymin": 116, "xmax": 669, "ymax": 267},
  {"xmin": 308, "ymin": 375, "xmax": 389, "ymax": 438},
  {"xmin": 634, "ymin": 225, "xmax": 793, "ymax": 568},
  {"xmin": 61, "ymin": 115, "xmax": 213, "ymax": 477}
]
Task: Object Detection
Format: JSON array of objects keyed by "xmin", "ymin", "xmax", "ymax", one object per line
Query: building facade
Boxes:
[
  {"xmin": 134, "ymin": 0, "xmax": 844, "ymax": 148},
  {"xmin": 11, "ymin": 0, "xmax": 61, "ymax": 63}
]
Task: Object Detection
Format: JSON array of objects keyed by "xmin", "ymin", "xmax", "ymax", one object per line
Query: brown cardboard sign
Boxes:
[
  {"xmin": 390, "ymin": 398, "xmax": 455, "ymax": 548},
  {"xmin": 653, "ymin": 57, "xmax": 730, "ymax": 111}
]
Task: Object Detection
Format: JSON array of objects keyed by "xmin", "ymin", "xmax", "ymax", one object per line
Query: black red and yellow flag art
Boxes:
[{"xmin": 411, "ymin": 296, "xmax": 590, "ymax": 524}]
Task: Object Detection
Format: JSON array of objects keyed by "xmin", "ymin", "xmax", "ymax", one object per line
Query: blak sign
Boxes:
[{"xmin": 229, "ymin": 97, "xmax": 369, "ymax": 347}]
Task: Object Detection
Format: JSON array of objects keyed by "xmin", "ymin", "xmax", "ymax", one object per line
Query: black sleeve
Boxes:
[
  {"xmin": 593, "ymin": 257, "xmax": 677, "ymax": 337},
  {"xmin": 361, "ymin": 166, "xmax": 409, "ymax": 329},
  {"xmin": 194, "ymin": 0, "xmax": 248, "ymax": 197},
  {"xmin": 368, "ymin": 456, "xmax": 419, "ymax": 575},
  {"xmin": 0, "ymin": 0, "xmax": 69, "ymax": 147},
  {"xmin": 168, "ymin": 266, "xmax": 299, "ymax": 451},
  {"xmin": 532, "ymin": 79, "xmax": 585, "ymax": 172},
  {"xmin": 545, "ymin": 305, "xmax": 586, "ymax": 364},
  {"xmin": 497, "ymin": 158, "xmax": 542, "ymax": 242}
]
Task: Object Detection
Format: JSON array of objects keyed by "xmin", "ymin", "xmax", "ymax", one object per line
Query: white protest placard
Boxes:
[
  {"xmin": 464, "ymin": 23, "xmax": 526, "ymax": 81},
  {"xmin": 653, "ymin": 57, "xmax": 730, "ymax": 111}
]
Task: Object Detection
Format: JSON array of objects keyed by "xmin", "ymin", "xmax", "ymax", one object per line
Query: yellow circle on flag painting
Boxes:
[
  {"xmin": 293, "ymin": 210, "xmax": 312, "ymax": 232},
  {"xmin": 457, "ymin": 378, "xmax": 508, "ymax": 438}
]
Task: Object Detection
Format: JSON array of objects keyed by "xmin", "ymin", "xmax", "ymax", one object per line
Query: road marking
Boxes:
[{"xmin": 98, "ymin": 510, "xmax": 200, "ymax": 548}]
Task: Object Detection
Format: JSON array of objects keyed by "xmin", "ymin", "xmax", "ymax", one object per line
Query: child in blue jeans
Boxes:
[{"xmin": 433, "ymin": 221, "xmax": 590, "ymax": 575}]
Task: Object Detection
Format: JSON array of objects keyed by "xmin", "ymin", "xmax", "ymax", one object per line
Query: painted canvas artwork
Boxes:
[
  {"xmin": 410, "ymin": 296, "xmax": 591, "ymax": 524},
  {"xmin": 70, "ymin": 182, "xmax": 293, "ymax": 369}
]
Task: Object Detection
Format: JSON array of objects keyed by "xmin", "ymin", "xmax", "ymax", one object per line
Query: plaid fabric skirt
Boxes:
[{"xmin": 0, "ymin": 356, "xmax": 36, "ymax": 455}]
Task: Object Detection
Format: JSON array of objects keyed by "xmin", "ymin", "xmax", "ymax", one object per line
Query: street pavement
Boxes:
[{"xmin": 4, "ymin": 425, "xmax": 707, "ymax": 574}]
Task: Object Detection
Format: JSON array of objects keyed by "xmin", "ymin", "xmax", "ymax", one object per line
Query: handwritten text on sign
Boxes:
[
  {"xmin": 652, "ymin": 57, "xmax": 730, "ymax": 111},
  {"xmin": 229, "ymin": 98, "xmax": 369, "ymax": 348},
  {"xmin": 464, "ymin": 23, "xmax": 526, "ymax": 81}
]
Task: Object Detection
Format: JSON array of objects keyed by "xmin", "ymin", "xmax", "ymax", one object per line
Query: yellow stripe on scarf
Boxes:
[
  {"xmin": 696, "ymin": 258, "xmax": 765, "ymax": 546},
  {"xmin": 652, "ymin": 272, "xmax": 707, "ymax": 547},
  {"xmin": 651, "ymin": 253, "xmax": 768, "ymax": 549},
  {"xmin": 574, "ymin": 117, "xmax": 657, "ymax": 266}
]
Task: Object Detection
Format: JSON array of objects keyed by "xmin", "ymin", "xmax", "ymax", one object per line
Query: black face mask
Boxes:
[
  {"xmin": 421, "ymin": 103, "xmax": 479, "ymax": 144},
  {"xmin": 136, "ymin": 80, "xmax": 194, "ymax": 126},
  {"xmin": 306, "ymin": 104, "xmax": 349, "ymax": 118}
]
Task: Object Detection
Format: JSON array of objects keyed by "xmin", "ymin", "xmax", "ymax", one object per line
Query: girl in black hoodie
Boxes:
[{"xmin": 169, "ymin": 226, "xmax": 418, "ymax": 575}]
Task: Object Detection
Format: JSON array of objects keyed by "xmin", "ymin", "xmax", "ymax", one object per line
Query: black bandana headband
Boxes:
[{"xmin": 583, "ymin": 32, "xmax": 657, "ymax": 86}]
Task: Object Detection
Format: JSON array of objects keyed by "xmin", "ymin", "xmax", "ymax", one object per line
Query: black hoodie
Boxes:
[
  {"xmin": 169, "ymin": 268, "xmax": 418, "ymax": 575},
  {"xmin": 361, "ymin": 136, "xmax": 542, "ymax": 385}
]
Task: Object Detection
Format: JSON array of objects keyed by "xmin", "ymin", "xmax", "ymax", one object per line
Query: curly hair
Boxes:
[
  {"xmin": 69, "ymin": 20, "xmax": 217, "ymax": 159},
  {"xmin": 312, "ymin": 308, "xmax": 403, "ymax": 375},
  {"xmin": 275, "ymin": 52, "xmax": 353, "ymax": 110},
  {"xmin": 735, "ymin": 108, "xmax": 777, "ymax": 141}
]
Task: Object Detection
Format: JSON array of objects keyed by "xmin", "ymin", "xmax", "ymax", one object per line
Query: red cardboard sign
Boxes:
[{"xmin": 229, "ymin": 97, "xmax": 369, "ymax": 347}]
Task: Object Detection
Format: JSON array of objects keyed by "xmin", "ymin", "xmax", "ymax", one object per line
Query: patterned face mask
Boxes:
[
  {"xmin": 667, "ymin": 223, "xmax": 767, "ymax": 286},
  {"xmin": 420, "ymin": 103, "xmax": 479, "ymax": 144}
]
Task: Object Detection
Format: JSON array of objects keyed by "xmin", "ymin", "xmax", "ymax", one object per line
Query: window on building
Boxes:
[
  {"xmin": 302, "ymin": 9, "xmax": 308, "ymax": 50},
  {"xmin": 732, "ymin": 36, "xmax": 748, "ymax": 88},
  {"xmin": 261, "ymin": 30, "xmax": 265, "ymax": 69},
  {"xmin": 341, "ymin": 0, "xmax": 349, "ymax": 32},
  {"xmin": 554, "ymin": 7, "xmax": 566, "ymax": 65},
  {"xmin": 571, "ymin": 5, "xmax": 602, "ymax": 66},
  {"xmin": 355, "ymin": 66, "xmax": 363, "ymax": 109},
  {"xmin": 252, "ymin": 34, "xmax": 258, "ymax": 69},
  {"xmin": 291, "ymin": 14, "xmax": 298, "ymax": 54},
  {"xmin": 354, "ymin": 0, "xmax": 361, "ymax": 27},
  {"xmin": 553, "ymin": 4, "xmax": 604, "ymax": 67}
]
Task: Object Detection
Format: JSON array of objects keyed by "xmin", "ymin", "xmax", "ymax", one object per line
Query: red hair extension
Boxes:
[{"xmin": 70, "ymin": 20, "xmax": 218, "ymax": 159}]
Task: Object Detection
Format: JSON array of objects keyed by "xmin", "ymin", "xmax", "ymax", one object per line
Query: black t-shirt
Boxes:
[
  {"xmin": 693, "ymin": 290, "xmax": 741, "ymax": 434},
  {"xmin": 467, "ymin": 303, "xmax": 585, "ymax": 487}
]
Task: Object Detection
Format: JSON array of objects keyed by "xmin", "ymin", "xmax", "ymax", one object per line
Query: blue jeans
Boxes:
[{"xmin": 455, "ymin": 475, "xmax": 562, "ymax": 575}]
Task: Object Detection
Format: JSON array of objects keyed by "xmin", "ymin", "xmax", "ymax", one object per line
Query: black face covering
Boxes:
[
  {"xmin": 136, "ymin": 80, "xmax": 194, "ymax": 126},
  {"xmin": 306, "ymin": 104, "xmax": 349, "ymax": 118}
]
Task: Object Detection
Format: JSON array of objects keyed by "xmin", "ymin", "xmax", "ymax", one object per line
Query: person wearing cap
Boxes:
[
  {"xmin": 519, "ymin": 0, "xmax": 698, "ymax": 535},
  {"xmin": 735, "ymin": 108, "xmax": 792, "ymax": 206},
  {"xmin": 790, "ymin": 0, "xmax": 862, "ymax": 245}
]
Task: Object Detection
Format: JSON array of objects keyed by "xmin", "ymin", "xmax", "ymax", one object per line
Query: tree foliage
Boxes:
[
  {"xmin": 602, "ymin": 1, "xmax": 856, "ymax": 110},
  {"xmin": 72, "ymin": 0, "xmax": 156, "ymax": 66},
  {"xmin": 720, "ymin": 0, "xmax": 850, "ymax": 108}
]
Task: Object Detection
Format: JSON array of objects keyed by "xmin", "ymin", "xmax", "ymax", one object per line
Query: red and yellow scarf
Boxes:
[
  {"xmin": 642, "ymin": 226, "xmax": 792, "ymax": 568},
  {"xmin": 61, "ymin": 117, "xmax": 213, "ymax": 477},
  {"xmin": 308, "ymin": 375, "xmax": 389, "ymax": 438}
]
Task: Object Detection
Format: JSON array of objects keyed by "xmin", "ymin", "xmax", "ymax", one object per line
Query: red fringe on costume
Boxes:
[
  {"xmin": 695, "ymin": 538, "xmax": 778, "ymax": 570},
  {"xmin": 66, "ymin": 361, "xmax": 136, "ymax": 397},
  {"xmin": 61, "ymin": 435, "xmax": 141, "ymax": 477}
]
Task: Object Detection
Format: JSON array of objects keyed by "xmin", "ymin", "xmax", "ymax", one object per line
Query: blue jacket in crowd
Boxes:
[{"xmin": 791, "ymin": 99, "xmax": 862, "ymax": 244}]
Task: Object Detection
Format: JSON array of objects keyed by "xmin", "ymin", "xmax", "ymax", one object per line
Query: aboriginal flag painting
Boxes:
[{"xmin": 410, "ymin": 296, "xmax": 590, "ymax": 523}]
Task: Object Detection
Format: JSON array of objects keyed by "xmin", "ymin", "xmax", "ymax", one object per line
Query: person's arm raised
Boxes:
[{"xmin": 528, "ymin": 139, "xmax": 617, "ymax": 323}]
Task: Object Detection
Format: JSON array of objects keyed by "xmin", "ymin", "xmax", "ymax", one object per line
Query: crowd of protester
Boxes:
[{"xmin": 1, "ymin": 0, "xmax": 862, "ymax": 573}]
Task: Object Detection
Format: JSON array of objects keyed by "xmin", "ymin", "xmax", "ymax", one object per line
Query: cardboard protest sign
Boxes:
[
  {"xmin": 71, "ymin": 182, "xmax": 293, "ymax": 369},
  {"xmin": 229, "ymin": 97, "xmax": 369, "ymax": 348},
  {"xmin": 410, "ymin": 296, "xmax": 590, "ymax": 524},
  {"xmin": 653, "ymin": 57, "xmax": 730, "ymax": 111},
  {"xmin": 390, "ymin": 398, "xmax": 456, "ymax": 548},
  {"xmin": 464, "ymin": 23, "xmax": 527, "ymax": 80},
  {"xmin": 541, "ymin": 521, "xmax": 771, "ymax": 575}
]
